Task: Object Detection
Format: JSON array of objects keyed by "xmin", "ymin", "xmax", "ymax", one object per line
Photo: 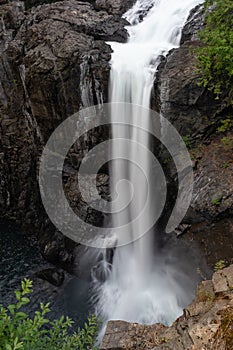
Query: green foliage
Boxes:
[
  {"xmin": 196, "ymin": 0, "xmax": 233, "ymax": 97},
  {"xmin": 214, "ymin": 260, "xmax": 227, "ymax": 271},
  {"xmin": 0, "ymin": 279, "xmax": 99, "ymax": 350},
  {"xmin": 182, "ymin": 135, "xmax": 191, "ymax": 149},
  {"xmin": 217, "ymin": 117, "xmax": 233, "ymax": 133},
  {"xmin": 163, "ymin": 156, "xmax": 172, "ymax": 165},
  {"xmin": 222, "ymin": 162, "xmax": 230, "ymax": 169},
  {"xmin": 211, "ymin": 197, "xmax": 221, "ymax": 206}
]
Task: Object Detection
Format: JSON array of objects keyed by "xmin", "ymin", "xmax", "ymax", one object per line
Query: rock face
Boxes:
[
  {"xmin": 100, "ymin": 265, "xmax": 233, "ymax": 350},
  {"xmin": 154, "ymin": 4, "xmax": 233, "ymax": 265},
  {"xmin": 95, "ymin": 0, "xmax": 136, "ymax": 15},
  {"xmin": 154, "ymin": 5, "xmax": 224, "ymax": 140},
  {"xmin": 0, "ymin": 0, "xmax": 127, "ymax": 268}
]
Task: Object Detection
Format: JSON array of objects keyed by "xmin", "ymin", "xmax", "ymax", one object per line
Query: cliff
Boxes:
[{"xmin": 0, "ymin": 0, "xmax": 131, "ymax": 269}]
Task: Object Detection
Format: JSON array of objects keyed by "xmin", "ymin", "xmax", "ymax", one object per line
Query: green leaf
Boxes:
[
  {"xmin": 8, "ymin": 304, "xmax": 16, "ymax": 315},
  {"xmin": 5, "ymin": 344, "xmax": 12, "ymax": 350}
]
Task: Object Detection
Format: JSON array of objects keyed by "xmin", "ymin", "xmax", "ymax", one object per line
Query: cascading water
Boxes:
[{"xmin": 94, "ymin": 0, "xmax": 204, "ymax": 331}]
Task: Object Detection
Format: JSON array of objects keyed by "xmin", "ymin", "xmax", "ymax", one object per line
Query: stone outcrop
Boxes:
[
  {"xmin": 100, "ymin": 265, "xmax": 233, "ymax": 350},
  {"xmin": 154, "ymin": 5, "xmax": 226, "ymax": 140},
  {"xmin": 95, "ymin": 0, "xmax": 136, "ymax": 15},
  {"xmin": 153, "ymin": 4, "xmax": 233, "ymax": 266},
  {"xmin": 24, "ymin": 0, "xmax": 136, "ymax": 14},
  {"xmin": 0, "ymin": 0, "xmax": 126, "ymax": 268}
]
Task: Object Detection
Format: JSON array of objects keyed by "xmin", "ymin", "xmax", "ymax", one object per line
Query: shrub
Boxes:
[
  {"xmin": 0, "ymin": 279, "xmax": 99, "ymax": 350},
  {"xmin": 196, "ymin": 0, "xmax": 233, "ymax": 98}
]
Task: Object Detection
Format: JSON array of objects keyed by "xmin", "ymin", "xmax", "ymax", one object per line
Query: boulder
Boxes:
[
  {"xmin": 95, "ymin": 0, "xmax": 136, "ymax": 15},
  {"xmin": 35, "ymin": 267, "xmax": 65, "ymax": 287}
]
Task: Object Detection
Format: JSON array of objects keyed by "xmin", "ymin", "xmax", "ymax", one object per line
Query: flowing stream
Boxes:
[{"xmin": 94, "ymin": 0, "xmax": 204, "ymax": 329}]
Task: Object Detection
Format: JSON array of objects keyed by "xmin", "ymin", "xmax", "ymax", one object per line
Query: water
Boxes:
[
  {"xmin": 94, "ymin": 0, "xmax": 204, "ymax": 331},
  {"xmin": 0, "ymin": 220, "xmax": 92, "ymax": 327}
]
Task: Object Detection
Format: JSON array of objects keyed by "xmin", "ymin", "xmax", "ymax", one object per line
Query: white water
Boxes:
[{"xmin": 95, "ymin": 0, "xmax": 204, "ymax": 330}]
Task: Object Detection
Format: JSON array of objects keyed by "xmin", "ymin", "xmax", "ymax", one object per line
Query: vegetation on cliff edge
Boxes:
[
  {"xmin": 0, "ymin": 279, "xmax": 98, "ymax": 350},
  {"xmin": 196, "ymin": 0, "xmax": 233, "ymax": 99}
]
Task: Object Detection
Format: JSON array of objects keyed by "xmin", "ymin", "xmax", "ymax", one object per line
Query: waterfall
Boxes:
[{"xmin": 94, "ymin": 0, "xmax": 204, "ymax": 330}]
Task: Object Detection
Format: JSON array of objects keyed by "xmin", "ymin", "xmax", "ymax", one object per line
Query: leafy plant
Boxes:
[
  {"xmin": 214, "ymin": 260, "xmax": 227, "ymax": 271},
  {"xmin": 0, "ymin": 279, "xmax": 99, "ymax": 350},
  {"xmin": 182, "ymin": 135, "xmax": 192, "ymax": 149},
  {"xmin": 196, "ymin": 0, "xmax": 233, "ymax": 98},
  {"xmin": 222, "ymin": 162, "xmax": 230, "ymax": 169},
  {"xmin": 211, "ymin": 197, "xmax": 221, "ymax": 206},
  {"xmin": 217, "ymin": 117, "xmax": 233, "ymax": 133}
]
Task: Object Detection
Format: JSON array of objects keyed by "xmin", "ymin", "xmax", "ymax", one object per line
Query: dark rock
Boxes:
[
  {"xmin": 182, "ymin": 217, "xmax": 233, "ymax": 270},
  {"xmin": 180, "ymin": 4, "xmax": 205, "ymax": 44},
  {"xmin": 191, "ymin": 132, "xmax": 233, "ymax": 220},
  {"xmin": 36, "ymin": 267, "xmax": 65, "ymax": 286},
  {"xmin": 38, "ymin": 226, "xmax": 78, "ymax": 272},
  {"xmin": 174, "ymin": 223, "xmax": 191, "ymax": 237},
  {"xmin": 0, "ymin": 0, "xmax": 124, "ymax": 268},
  {"xmin": 153, "ymin": 5, "xmax": 229, "ymax": 142},
  {"xmin": 154, "ymin": 4, "xmax": 233, "ymax": 230},
  {"xmin": 154, "ymin": 40, "xmax": 223, "ymax": 140},
  {"xmin": 95, "ymin": 0, "xmax": 136, "ymax": 16}
]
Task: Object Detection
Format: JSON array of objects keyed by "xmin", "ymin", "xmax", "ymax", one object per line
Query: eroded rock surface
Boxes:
[
  {"xmin": 95, "ymin": 0, "xmax": 136, "ymax": 15},
  {"xmin": 154, "ymin": 4, "xmax": 233, "ymax": 264},
  {"xmin": 0, "ymin": 0, "xmax": 125, "ymax": 268},
  {"xmin": 154, "ymin": 5, "xmax": 225, "ymax": 140}
]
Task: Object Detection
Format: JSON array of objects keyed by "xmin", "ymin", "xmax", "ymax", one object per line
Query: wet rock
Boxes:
[
  {"xmin": 64, "ymin": 172, "xmax": 110, "ymax": 227},
  {"xmin": 154, "ymin": 5, "xmax": 229, "ymax": 142},
  {"xmin": 180, "ymin": 4, "xmax": 205, "ymax": 44},
  {"xmin": 154, "ymin": 39, "xmax": 223, "ymax": 140},
  {"xmin": 182, "ymin": 218, "xmax": 233, "ymax": 270},
  {"xmin": 0, "ymin": 0, "xmax": 123, "ymax": 268},
  {"xmin": 174, "ymin": 223, "xmax": 191, "ymax": 237},
  {"xmin": 95, "ymin": 0, "xmax": 136, "ymax": 15},
  {"xmin": 36, "ymin": 267, "xmax": 65, "ymax": 287},
  {"xmin": 191, "ymin": 132, "xmax": 233, "ymax": 220},
  {"xmin": 100, "ymin": 265, "xmax": 233, "ymax": 350},
  {"xmin": 154, "ymin": 4, "xmax": 233, "ymax": 245}
]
